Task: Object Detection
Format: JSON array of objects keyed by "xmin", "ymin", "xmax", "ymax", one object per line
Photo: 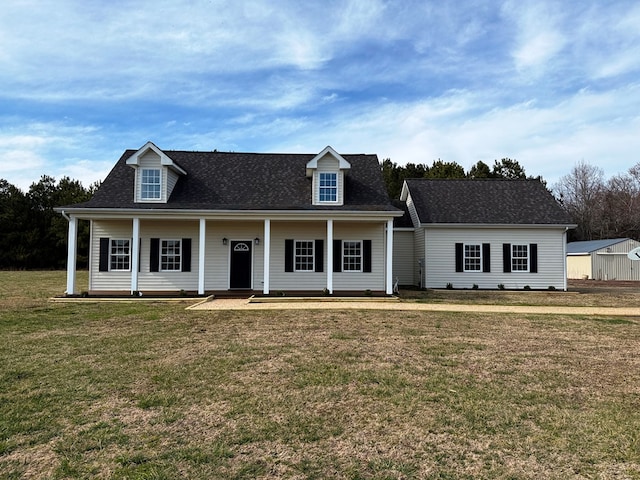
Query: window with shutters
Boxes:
[
  {"xmin": 512, "ymin": 244, "xmax": 529, "ymax": 271},
  {"xmin": 110, "ymin": 239, "xmax": 130, "ymax": 271},
  {"xmin": 343, "ymin": 241, "xmax": 362, "ymax": 272},
  {"xmin": 464, "ymin": 244, "xmax": 481, "ymax": 272},
  {"xmin": 294, "ymin": 240, "xmax": 314, "ymax": 272},
  {"xmin": 161, "ymin": 239, "xmax": 181, "ymax": 271}
]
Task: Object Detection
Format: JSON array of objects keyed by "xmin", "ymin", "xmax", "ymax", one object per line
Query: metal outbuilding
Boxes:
[{"xmin": 566, "ymin": 238, "xmax": 640, "ymax": 280}]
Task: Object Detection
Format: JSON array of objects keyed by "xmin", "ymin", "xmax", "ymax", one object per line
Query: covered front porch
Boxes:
[{"xmin": 63, "ymin": 214, "xmax": 396, "ymax": 296}]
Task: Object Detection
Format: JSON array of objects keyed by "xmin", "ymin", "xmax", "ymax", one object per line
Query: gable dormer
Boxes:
[
  {"xmin": 125, "ymin": 142, "xmax": 187, "ymax": 203},
  {"xmin": 306, "ymin": 146, "xmax": 351, "ymax": 206}
]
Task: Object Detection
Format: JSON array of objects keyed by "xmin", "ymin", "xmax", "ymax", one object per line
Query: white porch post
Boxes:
[
  {"xmin": 327, "ymin": 219, "xmax": 334, "ymax": 294},
  {"xmin": 131, "ymin": 217, "xmax": 140, "ymax": 294},
  {"xmin": 562, "ymin": 228, "xmax": 568, "ymax": 292},
  {"xmin": 65, "ymin": 215, "xmax": 78, "ymax": 295},
  {"xmin": 386, "ymin": 219, "xmax": 394, "ymax": 295},
  {"xmin": 263, "ymin": 219, "xmax": 271, "ymax": 294},
  {"xmin": 198, "ymin": 218, "xmax": 206, "ymax": 295}
]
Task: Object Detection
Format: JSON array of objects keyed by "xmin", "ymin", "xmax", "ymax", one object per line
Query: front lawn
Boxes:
[{"xmin": 1, "ymin": 272, "xmax": 639, "ymax": 479}]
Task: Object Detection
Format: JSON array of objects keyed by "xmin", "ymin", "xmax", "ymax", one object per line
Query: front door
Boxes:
[{"xmin": 230, "ymin": 241, "xmax": 252, "ymax": 289}]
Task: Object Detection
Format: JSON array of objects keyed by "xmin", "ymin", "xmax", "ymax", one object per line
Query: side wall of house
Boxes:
[
  {"xmin": 392, "ymin": 230, "xmax": 415, "ymax": 286},
  {"xmin": 591, "ymin": 239, "xmax": 640, "ymax": 281},
  {"xmin": 424, "ymin": 227, "xmax": 567, "ymax": 290},
  {"xmin": 405, "ymin": 192, "xmax": 425, "ymax": 286}
]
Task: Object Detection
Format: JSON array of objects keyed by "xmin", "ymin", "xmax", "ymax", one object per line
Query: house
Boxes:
[
  {"xmin": 566, "ymin": 238, "xmax": 640, "ymax": 281},
  {"xmin": 397, "ymin": 179, "xmax": 576, "ymax": 290},
  {"xmin": 57, "ymin": 142, "xmax": 402, "ymax": 296}
]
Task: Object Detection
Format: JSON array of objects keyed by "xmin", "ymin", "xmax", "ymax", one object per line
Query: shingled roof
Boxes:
[
  {"xmin": 66, "ymin": 149, "xmax": 398, "ymax": 212},
  {"xmin": 405, "ymin": 178, "xmax": 573, "ymax": 225}
]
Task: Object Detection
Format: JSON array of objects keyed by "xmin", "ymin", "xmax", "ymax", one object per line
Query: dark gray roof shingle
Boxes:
[
  {"xmin": 406, "ymin": 178, "xmax": 573, "ymax": 225},
  {"xmin": 67, "ymin": 150, "xmax": 398, "ymax": 212}
]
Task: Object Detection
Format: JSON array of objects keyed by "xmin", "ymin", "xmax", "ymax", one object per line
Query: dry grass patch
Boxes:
[{"xmin": 1, "ymin": 272, "xmax": 640, "ymax": 479}]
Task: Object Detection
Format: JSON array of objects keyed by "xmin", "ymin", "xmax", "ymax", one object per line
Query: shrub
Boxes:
[
  {"xmin": 548, "ymin": 285, "xmax": 557, "ymax": 291},
  {"xmin": 446, "ymin": 283, "xmax": 453, "ymax": 290},
  {"xmin": 498, "ymin": 283, "xmax": 505, "ymax": 290},
  {"xmin": 472, "ymin": 284, "xmax": 479, "ymax": 290},
  {"xmin": 524, "ymin": 285, "xmax": 531, "ymax": 290}
]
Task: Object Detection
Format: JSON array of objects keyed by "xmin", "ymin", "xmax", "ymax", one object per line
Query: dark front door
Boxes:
[{"xmin": 230, "ymin": 241, "xmax": 252, "ymax": 289}]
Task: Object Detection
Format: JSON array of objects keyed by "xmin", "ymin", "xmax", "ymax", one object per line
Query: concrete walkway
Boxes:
[{"xmin": 187, "ymin": 297, "xmax": 640, "ymax": 317}]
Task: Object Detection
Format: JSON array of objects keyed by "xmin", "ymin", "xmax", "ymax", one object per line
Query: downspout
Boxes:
[{"xmin": 61, "ymin": 210, "xmax": 70, "ymax": 222}]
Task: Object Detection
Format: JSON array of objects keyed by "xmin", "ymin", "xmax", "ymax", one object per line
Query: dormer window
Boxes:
[
  {"xmin": 319, "ymin": 172, "xmax": 337, "ymax": 202},
  {"xmin": 306, "ymin": 146, "xmax": 351, "ymax": 206},
  {"xmin": 141, "ymin": 169, "xmax": 161, "ymax": 200},
  {"xmin": 126, "ymin": 142, "xmax": 187, "ymax": 203}
]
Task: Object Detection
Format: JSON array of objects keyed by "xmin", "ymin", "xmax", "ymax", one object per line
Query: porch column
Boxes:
[
  {"xmin": 263, "ymin": 219, "xmax": 271, "ymax": 294},
  {"xmin": 327, "ymin": 219, "xmax": 334, "ymax": 294},
  {"xmin": 562, "ymin": 228, "xmax": 568, "ymax": 292},
  {"xmin": 386, "ymin": 219, "xmax": 394, "ymax": 295},
  {"xmin": 65, "ymin": 214, "xmax": 78, "ymax": 295},
  {"xmin": 198, "ymin": 218, "xmax": 206, "ymax": 295},
  {"xmin": 131, "ymin": 217, "xmax": 140, "ymax": 294}
]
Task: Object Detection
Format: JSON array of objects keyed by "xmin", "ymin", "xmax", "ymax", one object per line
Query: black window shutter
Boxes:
[
  {"xmin": 455, "ymin": 243, "xmax": 463, "ymax": 272},
  {"xmin": 182, "ymin": 238, "xmax": 192, "ymax": 272},
  {"xmin": 529, "ymin": 243, "xmax": 538, "ymax": 273},
  {"xmin": 503, "ymin": 243, "xmax": 511, "ymax": 273},
  {"xmin": 363, "ymin": 240, "xmax": 372, "ymax": 273},
  {"xmin": 333, "ymin": 239, "xmax": 342, "ymax": 273},
  {"xmin": 99, "ymin": 238, "xmax": 109, "ymax": 272},
  {"xmin": 285, "ymin": 239, "xmax": 294, "ymax": 272},
  {"xmin": 150, "ymin": 238, "xmax": 160, "ymax": 272},
  {"xmin": 482, "ymin": 243, "xmax": 491, "ymax": 273},
  {"xmin": 315, "ymin": 239, "xmax": 324, "ymax": 273}
]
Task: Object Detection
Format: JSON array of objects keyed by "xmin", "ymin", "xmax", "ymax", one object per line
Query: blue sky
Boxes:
[{"xmin": 1, "ymin": 0, "xmax": 639, "ymax": 192}]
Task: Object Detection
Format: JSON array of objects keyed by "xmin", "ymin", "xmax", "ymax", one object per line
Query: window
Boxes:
[
  {"xmin": 343, "ymin": 241, "xmax": 362, "ymax": 271},
  {"xmin": 161, "ymin": 239, "xmax": 181, "ymax": 271},
  {"xmin": 511, "ymin": 244, "xmax": 529, "ymax": 271},
  {"xmin": 295, "ymin": 240, "xmax": 314, "ymax": 272},
  {"xmin": 464, "ymin": 244, "xmax": 481, "ymax": 272},
  {"xmin": 110, "ymin": 239, "xmax": 130, "ymax": 271},
  {"xmin": 141, "ymin": 168, "xmax": 161, "ymax": 200},
  {"xmin": 319, "ymin": 172, "xmax": 337, "ymax": 202}
]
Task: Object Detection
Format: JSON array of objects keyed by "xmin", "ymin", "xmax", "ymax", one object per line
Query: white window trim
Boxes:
[
  {"xmin": 140, "ymin": 168, "xmax": 162, "ymax": 201},
  {"xmin": 463, "ymin": 243, "xmax": 482, "ymax": 273},
  {"xmin": 343, "ymin": 240, "xmax": 362, "ymax": 273},
  {"xmin": 511, "ymin": 244, "xmax": 530, "ymax": 272},
  {"xmin": 294, "ymin": 240, "xmax": 315, "ymax": 272},
  {"xmin": 160, "ymin": 238, "xmax": 182, "ymax": 272},
  {"xmin": 110, "ymin": 238, "xmax": 131, "ymax": 272},
  {"xmin": 318, "ymin": 171, "xmax": 339, "ymax": 204}
]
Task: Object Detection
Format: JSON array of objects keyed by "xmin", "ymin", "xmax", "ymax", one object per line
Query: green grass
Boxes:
[{"xmin": 1, "ymin": 271, "xmax": 639, "ymax": 479}]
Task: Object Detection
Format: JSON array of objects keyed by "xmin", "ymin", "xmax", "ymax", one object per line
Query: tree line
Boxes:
[
  {"xmin": 1, "ymin": 158, "xmax": 638, "ymax": 269},
  {"xmin": 554, "ymin": 161, "xmax": 640, "ymax": 242},
  {"xmin": 0, "ymin": 176, "xmax": 96, "ymax": 269}
]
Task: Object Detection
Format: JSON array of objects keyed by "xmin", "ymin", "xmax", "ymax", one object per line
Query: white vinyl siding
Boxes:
[
  {"xmin": 392, "ymin": 230, "xmax": 414, "ymax": 286},
  {"xmin": 333, "ymin": 223, "xmax": 385, "ymax": 291},
  {"xmin": 91, "ymin": 220, "xmax": 200, "ymax": 293},
  {"xmin": 405, "ymin": 193, "xmax": 425, "ymax": 286},
  {"xmin": 270, "ymin": 222, "xmax": 327, "ymax": 291},
  {"xmin": 423, "ymin": 227, "xmax": 567, "ymax": 290}
]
